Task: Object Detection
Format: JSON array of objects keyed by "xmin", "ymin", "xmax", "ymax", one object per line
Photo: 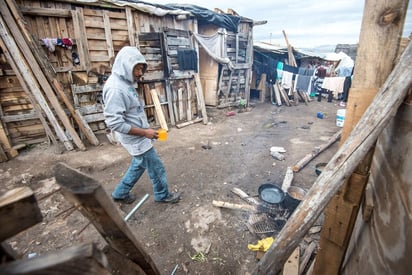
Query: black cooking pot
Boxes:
[{"xmin": 258, "ymin": 183, "xmax": 285, "ymax": 204}]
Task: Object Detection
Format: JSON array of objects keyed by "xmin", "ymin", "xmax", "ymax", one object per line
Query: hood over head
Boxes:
[{"xmin": 111, "ymin": 46, "xmax": 147, "ymax": 83}]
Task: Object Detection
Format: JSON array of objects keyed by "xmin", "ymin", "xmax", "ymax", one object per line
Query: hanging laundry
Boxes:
[
  {"xmin": 321, "ymin": 77, "xmax": 346, "ymax": 99},
  {"xmin": 41, "ymin": 38, "xmax": 57, "ymax": 52},
  {"xmin": 295, "ymin": 75, "xmax": 313, "ymax": 94},
  {"xmin": 62, "ymin": 38, "xmax": 73, "ymax": 49},
  {"xmin": 281, "ymin": 71, "xmax": 294, "ymax": 95},
  {"xmin": 72, "ymin": 52, "xmax": 80, "ymax": 66}
]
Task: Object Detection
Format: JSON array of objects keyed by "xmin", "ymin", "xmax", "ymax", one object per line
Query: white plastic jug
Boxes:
[{"xmin": 336, "ymin": 109, "xmax": 346, "ymax": 127}]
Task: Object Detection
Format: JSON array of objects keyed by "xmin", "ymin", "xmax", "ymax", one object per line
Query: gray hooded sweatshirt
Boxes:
[{"xmin": 103, "ymin": 46, "xmax": 152, "ymax": 156}]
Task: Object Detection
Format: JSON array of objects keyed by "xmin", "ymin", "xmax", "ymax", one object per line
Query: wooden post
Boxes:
[
  {"xmin": 252, "ymin": 41, "xmax": 412, "ymax": 275},
  {"xmin": 54, "ymin": 163, "xmax": 160, "ymax": 275},
  {"xmin": 313, "ymin": 1, "xmax": 410, "ymax": 274},
  {"xmin": 282, "ymin": 30, "xmax": 297, "ymax": 67}
]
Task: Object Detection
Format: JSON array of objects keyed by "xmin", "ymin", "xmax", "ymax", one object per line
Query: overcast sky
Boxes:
[{"xmin": 148, "ymin": 0, "xmax": 412, "ymax": 48}]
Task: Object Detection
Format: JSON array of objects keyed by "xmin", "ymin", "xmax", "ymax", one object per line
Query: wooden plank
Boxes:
[
  {"xmin": 281, "ymin": 167, "xmax": 294, "ymax": 193},
  {"xmin": 273, "ymin": 83, "xmax": 282, "ymax": 106},
  {"xmin": 185, "ymin": 79, "xmax": 192, "ymax": 121},
  {"xmin": 126, "ymin": 7, "xmax": 136, "ymax": 47},
  {"xmin": 0, "ymin": 187, "xmax": 43, "ymax": 242},
  {"xmin": 175, "ymin": 117, "xmax": 202, "ymax": 129},
  {"xmin": 283, "ymin": 247, "xmax": 300, "ymax": 275},
  {"xmin": 0, "ymin": 243, "xmax": 111, "ymax": 274},
  {"xmin": 212, "ymin": 200, "xmax": 259, "ymax": 213},
  {"xmin": 277, "ymin": 82, "xmax": 291, "ymax": 106},
  {"xmin": 252, "ymin": 41, "xmax": 412, "ymax": 275},
  {"xmin": 299, "ymin": 242, "xmax": 317, "ymax": 275},
  {"xmin": 20, "ymin": 7, "xmax": 71, "ymax": 17},
  {"xmin": 193, "ymin": 74, "xmax": 208, "ymax": 124},
  {"xmin": 103, "ymin": 10, "xmax": 115, "ymax": 60},
  {"xmin": 177, "ymin": 87, "xmax": 184, "ymax": 121},
  {"xmin": 164, "ymin": 79, "xmax": 175, "ymax": 126},
  {"xmin": 150, "ymin": 89, "xmax": 168, "ymax": 131},
  {"xmin": 53, "ymin": 163, "xmax": 161, "ymax": 275},
  {"xmin": 72, "ymin": 7, "xmax": 90, "ymax": 70}
]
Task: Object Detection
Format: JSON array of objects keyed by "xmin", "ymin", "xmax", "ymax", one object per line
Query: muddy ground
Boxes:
[{"xmin": 1, "ymin": 98, "xmax": 344, "ymax": 274}]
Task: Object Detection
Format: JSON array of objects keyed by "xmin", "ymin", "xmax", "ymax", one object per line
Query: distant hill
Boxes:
[{"xmin": 299, "ymin": 44, "xmax": 358, "ymax": 61}]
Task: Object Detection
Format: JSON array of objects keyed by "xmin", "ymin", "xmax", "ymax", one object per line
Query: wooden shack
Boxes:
[{"xmin": 0, "ymin": 0, "xmax": 256, "ymax": 160}]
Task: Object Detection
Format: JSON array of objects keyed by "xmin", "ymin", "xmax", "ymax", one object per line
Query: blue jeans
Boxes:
[{"xmin": 112, "ymin": 147, "xmax": 169, "ymax": 201}]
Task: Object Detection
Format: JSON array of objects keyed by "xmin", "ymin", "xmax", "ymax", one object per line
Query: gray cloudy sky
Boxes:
[{"xmin": 149, "ymin": 0, "xmax": 412, "ymax": 48}]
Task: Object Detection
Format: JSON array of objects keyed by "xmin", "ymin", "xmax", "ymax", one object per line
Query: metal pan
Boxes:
[{"xmin": 258, "ymin": 183, "xmax": 285, "ymax": 204}]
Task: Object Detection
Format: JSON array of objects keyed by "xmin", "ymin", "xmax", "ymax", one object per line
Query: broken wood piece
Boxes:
[
  {"xmin": 176, "ymin": 117, "xmax": 203, "ymax": 129},
  {"xmin": 292, "ymin": 130, "xmax": 342, "ymax": 172},
  {"xmin": 150, "ymin": 89, "xmax": 168, "ymax": 131},
  {"xmin": 283, "ymin": 246, "xmax": 300, "ymax": 275},
  {"xmin": 212, "ymin": 200, "xmax": 259, "ymax": 212},
  {"xmin": 0, "ymin": 187, "xmax": 43, "ymax": 242},
  {"xmin": 231, "ymin": 187, "xmax": 260, "ymax": 205},
  {"xmin": 53, "ymin": 162, "xmax": 160, "ymax": 275},
  {"xmin": 281, "ymin": 167, "xmax": 294, "ymax": 193},
  {"xmin": 0, "ymin": 243, "xmax": 111, "ymax": 274},
  {"xmin": 299, "ymin": 242, "xmax": 317, "ymax": 275}
]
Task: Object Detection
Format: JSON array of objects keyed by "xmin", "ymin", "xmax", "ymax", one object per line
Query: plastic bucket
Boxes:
[{"xmin": 336, "ymin": 109, "xmax": 346, "ymax": 127}]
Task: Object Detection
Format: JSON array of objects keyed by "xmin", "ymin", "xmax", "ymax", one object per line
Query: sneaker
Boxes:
[
  {"xmin": 339, "ymin": 101, "xmax": 346, "ymax": 107},
  {"xmin": 156, "ymin": 192, "xmax": 180, "ymax": 203},
  {"xmin": 112, "ymin": 194, "xmax": 137, "ymax": 204}
]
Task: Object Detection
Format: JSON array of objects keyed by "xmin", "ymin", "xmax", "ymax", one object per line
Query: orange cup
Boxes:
[{"xmin": 158, "ymin": 129, "xmax": 167, "ymax": 141}]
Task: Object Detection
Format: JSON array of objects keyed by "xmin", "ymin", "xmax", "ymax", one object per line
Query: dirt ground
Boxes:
[{"xmin": 1, "ymin": 97, "xmax": 344, "ymax": 274}]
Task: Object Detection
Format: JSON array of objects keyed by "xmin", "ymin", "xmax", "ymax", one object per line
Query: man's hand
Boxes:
[
  {"xmin": 143, "ymin": 128, "xmax": 158, "ymax": 139},
  {"xmin": 128, "ymin": 127, "xmax": 158, "ymax": 139}
]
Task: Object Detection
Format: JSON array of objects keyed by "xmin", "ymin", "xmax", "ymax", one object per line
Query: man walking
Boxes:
[{"xmin": 103, "ymin": 46, "xmax": 180, "ymax": 204}]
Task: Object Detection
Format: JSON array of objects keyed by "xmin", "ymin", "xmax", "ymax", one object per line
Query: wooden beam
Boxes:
[
  {"xmin": 313, "ymin": 1, "xmax": 410, "ymax": 273},
  {"xmin": 53, "ymin": 162, "xmax": 160, "ymax": 275},
  {"xmin": 252, "ymin": 40, "xmax": 412, "ymax": 275},
  {"xmin": 0, "ymin": 243, "xmax": 111, "ymax": 274},
  {"xmin": 20, "ymin": 7, "xmax": 71, "ymax": 17},
  {"xmin": 0, "ymin": 187, "xmax": 43, "ymax": 242}
]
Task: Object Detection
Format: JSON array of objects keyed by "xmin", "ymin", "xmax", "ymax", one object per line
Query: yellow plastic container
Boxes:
[{"xmin": 158, "ymin": 129, "xmax": 167, "ymax": 141}]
